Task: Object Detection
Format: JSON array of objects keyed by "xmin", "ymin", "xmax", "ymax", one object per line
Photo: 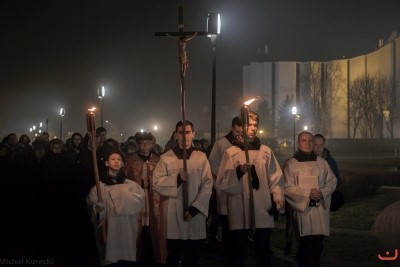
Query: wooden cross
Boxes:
[{"xmin": 155, "ymin": 7, "xmax": 209, "ymax": 220}]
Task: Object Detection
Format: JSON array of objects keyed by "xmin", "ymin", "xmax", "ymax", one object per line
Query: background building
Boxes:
[{"xmin": 243, "ymin": 33, "xmax": 400, "ymax": 140}]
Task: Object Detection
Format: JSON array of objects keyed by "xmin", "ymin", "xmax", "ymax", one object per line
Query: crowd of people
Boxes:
[{"xmin": 0, "ymin": 113, "xmax": 341, "ymax": 267}]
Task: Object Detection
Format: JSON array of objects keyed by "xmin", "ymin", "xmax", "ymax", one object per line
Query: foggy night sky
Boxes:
[{"xmin": 1, "ymin": 0, "xmax": 400, "ymax": 143}]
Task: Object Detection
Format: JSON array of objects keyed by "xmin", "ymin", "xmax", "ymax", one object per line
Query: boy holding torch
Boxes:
[{"xmin": 87, "ymin": 149, "xmax": 145, "ymax": 266}]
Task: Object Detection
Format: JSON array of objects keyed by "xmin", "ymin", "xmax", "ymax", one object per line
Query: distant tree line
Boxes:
[
  {"xmin": 349, "ymin": 73, "xmax": 398, "ymax": 139},
  {"xmin": 256, "ymin": 62, "xmax": 399, "ymax": 140}
]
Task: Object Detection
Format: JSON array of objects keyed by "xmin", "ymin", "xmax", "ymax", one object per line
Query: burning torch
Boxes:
[
  {"xmin": 240, "ymin": 98, "xmax": 258, "ymax": 234},
  {"xmin": 86, "ymin": 107, "xmax": 107, "ymax": 243}
]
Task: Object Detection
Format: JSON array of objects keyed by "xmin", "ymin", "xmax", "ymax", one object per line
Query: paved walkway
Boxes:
[
  {"xmin": 373, "ymin": 199, "xmax": 400, "ymax": 267},
  {"xmin": 198, "ymin": 238, "xmax": 296, "ymax": 267}
]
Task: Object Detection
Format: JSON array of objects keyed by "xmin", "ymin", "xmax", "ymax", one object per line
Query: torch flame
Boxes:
[
  {"xmin": 88, "ymin": 107, "xmax": 96, "ymax": 112},
  {"xmin": 244, "ymin": 98, "xmax": 257, "ymax": 106}
]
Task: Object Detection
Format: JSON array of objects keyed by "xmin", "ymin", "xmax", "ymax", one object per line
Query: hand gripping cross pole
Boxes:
[{"xmin": 155, "ymin": 7, "xmax": 208, "ymax": 221}]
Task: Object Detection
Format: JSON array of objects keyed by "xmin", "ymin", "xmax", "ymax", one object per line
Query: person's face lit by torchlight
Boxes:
[
  {"xmin": 176, "ymin": 125, "xmax": 195, "ymax": 149},
  {"xmin": 298, "ymin": 132, "xmax": 313, "ymax": 153}
]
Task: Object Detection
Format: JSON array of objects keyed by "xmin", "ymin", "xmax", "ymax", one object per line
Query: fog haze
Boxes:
[{"xmin": 1, "ymin": 0, "xmax": 400, "ymax": 144}]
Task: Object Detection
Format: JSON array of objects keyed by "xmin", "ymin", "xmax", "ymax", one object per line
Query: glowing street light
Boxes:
[
  {"xmin": 207, "ymin": 13, "xmax": 221, "ymax": 36},
  {"xmin": 207, "ymin": 12, "xmax": 221, "ymax": 144},
  {"xmin": 98, "ymin": 86, "xmax": 105, "ymax": 127},
  {"xmin": 154, "ymin": 125, "xmax": 158, "ymax": 131}
]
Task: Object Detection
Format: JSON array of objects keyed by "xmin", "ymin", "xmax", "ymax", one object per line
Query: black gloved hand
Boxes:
[{"xmin": 251, "ymin": 165, "xmax": 259, "ymax": 190}]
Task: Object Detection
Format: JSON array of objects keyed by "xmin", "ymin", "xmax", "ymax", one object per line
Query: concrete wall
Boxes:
[{"xmin": 243, "ymin": 36, "xmax": 400, "ymax": 138}]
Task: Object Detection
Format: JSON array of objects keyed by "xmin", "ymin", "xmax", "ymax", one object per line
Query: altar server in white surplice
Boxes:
[
  {"xmin": 284, "ymin": 131, "xmax": 336, "ymax": 267},
  {"xmin": 216, "ymin": 110, "xmax": 285, "ymax": 267},
  {"xmin": 153, "ymin": 120, "xmax": 213, "ymax": 267}
]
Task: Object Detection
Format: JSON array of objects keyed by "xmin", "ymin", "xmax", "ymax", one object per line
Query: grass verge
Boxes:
[
  {"xmin": 271, "ymin": 188, "xmax": 400, "ymax": 266},
  {"xmin": 331, "ymin": 188, "xmax": 400, "ymax": 230}
]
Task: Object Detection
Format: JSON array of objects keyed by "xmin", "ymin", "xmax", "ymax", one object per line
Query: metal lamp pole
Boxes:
[
  {"xmin": 98, "ymin": 86, "xmax": 105, "ymax": 127},
  {"xmin": 60, "ymin": 108, "xmax": 65, "ymax": 141},
  {"xmin": 207, "ymin": 13, "xmax": 220, "ymax": 144}
]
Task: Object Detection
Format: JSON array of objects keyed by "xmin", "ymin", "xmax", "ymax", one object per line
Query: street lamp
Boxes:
[
  {"xmin": 98, "ymin": 85, "xmax": 105, "ymax": 127},
  {"xmin": 60, "ymin": 108, "xmax": 65, "ymax": 141},
  {"xmin": 292, "ymin": 106, "xmax": 297, "ymax": 153},
  {"xmin": 207, "ymin": 12, "xmax": 221, "ymax": 144}
]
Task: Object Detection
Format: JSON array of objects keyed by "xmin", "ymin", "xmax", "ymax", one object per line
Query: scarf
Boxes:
[
  {"xmin": 224, "ymin": 131, "xmax": 236, "ymax": 144},
  {"xmin": 172, "ymin": 146, "xmax": 194, "ymax": 160},
  {"xmin": 138, "ymin": 151, "xmax": 152, "ymax": 162},
  {"xmin": 232, "ymin": 136, "xmax": 261, "ymax": 151},
  {"xmin": 101, "ymin": 170, "xmax": 126, "ymax": 185},
  {"xmin": 293, "ymin": 150, "xmax": 317, "ymax": 162}
]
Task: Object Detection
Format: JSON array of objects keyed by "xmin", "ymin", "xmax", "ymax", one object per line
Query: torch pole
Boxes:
[
  {"xmin": 86, "ymin": 110, "xmax": 107, "ymax": 243},
  {"xmin": 241, "ymin": 105, "xmax": 256, "ymax": 235}
]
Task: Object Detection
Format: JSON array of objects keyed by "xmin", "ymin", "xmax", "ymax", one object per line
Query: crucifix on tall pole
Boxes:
[{"xmin": 155, "ymin": 7, "xmax": 208, "ymax": 220}]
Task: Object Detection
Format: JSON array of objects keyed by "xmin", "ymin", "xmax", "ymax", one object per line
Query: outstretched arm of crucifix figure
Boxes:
[{"xmin": 167, "ymin": 33, "xmax": 197, "ymax": 77}]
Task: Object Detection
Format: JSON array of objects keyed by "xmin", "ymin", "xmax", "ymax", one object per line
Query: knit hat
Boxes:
[{"xmin": 135, "ymin": 132, "xmax": 152, "ymax": 143}]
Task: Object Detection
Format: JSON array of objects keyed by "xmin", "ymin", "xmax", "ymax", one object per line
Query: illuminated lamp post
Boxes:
[
  {"xmin": 60, "ymin": 108, "xmax": 65, "ymax": 141},
  {"xmin": 98, "ymin": 85, "xmax": 105, "ymax": 127},
  {"xmin": 207, "ymin": 12, "xmax": 221, "ymax": 144}
]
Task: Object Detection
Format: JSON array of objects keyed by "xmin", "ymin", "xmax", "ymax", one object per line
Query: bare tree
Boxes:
[
  {"xmin": 376, "ymin": 75, "xmax": 396, "ymax": 138},
  {"xmin": 360, "ymin": 73, "xmax": 378, "ymax": 138},
  {"xmin": 301, "ymin": 62, "xmax": 321, "ymax": 132},
  {"xmin": 323, "ymin": 61, "xmax": 345, "ymax": 134},
  {"xmin": 348, "ymin": 78, "xmax": 364, "ymax": 139},
  {"xmin": 276, "ymin": 95, "xmax": 294, "ymax": 139},
  {"xmin": 256, "ymin": 100, "xmax": 274, "ymax": 137},
  {"xmin": 301, "ymin": 61, "xmax": 343, "ymax": 135},
  {"xmin": 349, "ymin": 73, "xmax": 396, "ymax": 138}
]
